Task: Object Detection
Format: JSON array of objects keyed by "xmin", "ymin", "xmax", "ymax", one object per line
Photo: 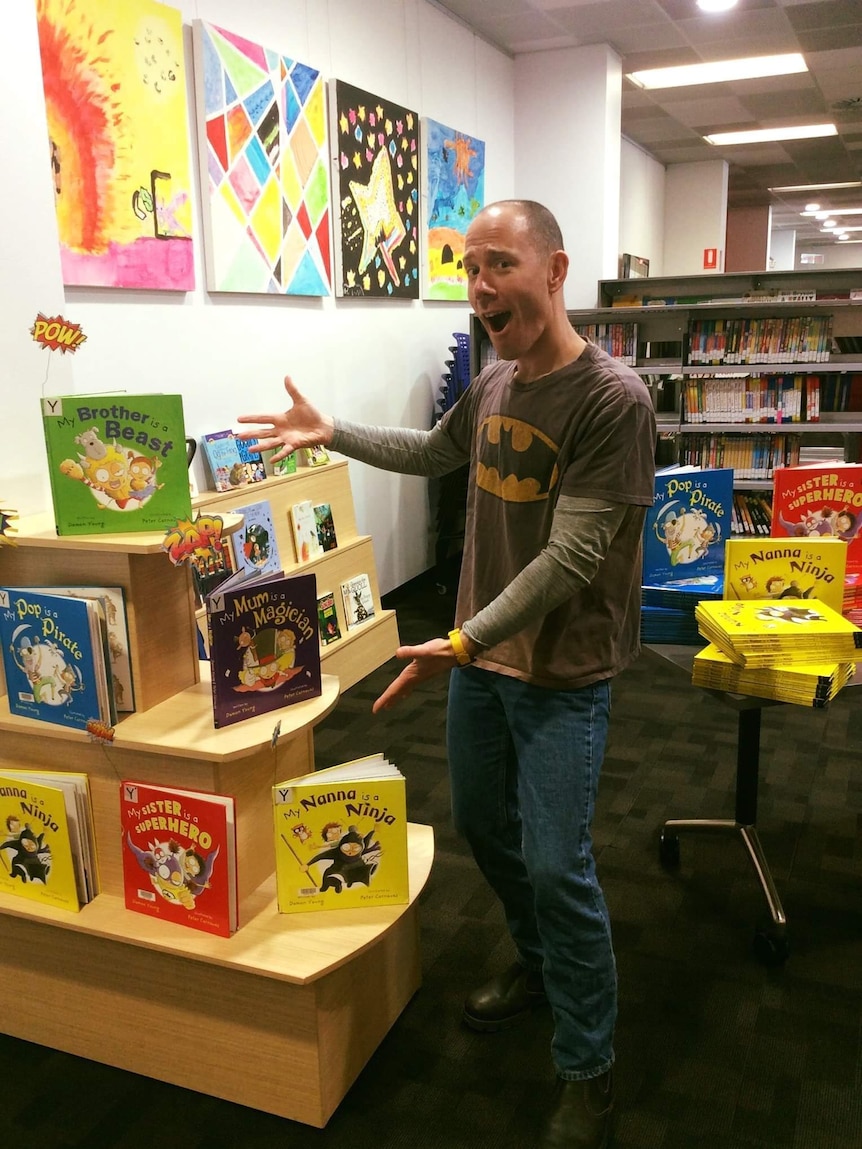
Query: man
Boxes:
[{"xmin": 238, "ymin": 200, "xmax": 656, "ymax": 1148}]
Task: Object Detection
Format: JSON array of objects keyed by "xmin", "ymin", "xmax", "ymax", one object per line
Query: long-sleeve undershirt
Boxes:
[{"xmin": 331, "ymin": 419, "xmax": 627, "ymax": 653}]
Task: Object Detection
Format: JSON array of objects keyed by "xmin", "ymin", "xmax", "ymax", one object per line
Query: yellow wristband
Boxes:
[{"xmin": 449, "ymin": 628, "xmax": 472, "ymax": 666}]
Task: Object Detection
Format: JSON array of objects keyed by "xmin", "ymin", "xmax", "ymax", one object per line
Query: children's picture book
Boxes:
[
  {"xmin": 0, "ymin": 770, "xmax": 97, "ymax": 912},
  {"xmin": 273, "ymin": 755, "xmax": 408, "ymax": 913},
  {"xmin": 190, "ymin": 530, "xmax": 237, "ymax": 604},
  {"xmin": 317, "ymin": 589, "xmax": 342, "ymax": 645},
  {"xmin": 314, "ymin": 503, "xmax": 338, "ymax": 552},
  {"xmin": 694, "ymin": 597, "xmax": 862, "ymax": 668},
  {"xmin": 771, "ymin": 463, "xmax": 862, "ymax": 571},
  {"xmin": 41, "ymin": 393, "xmax": 191, "ymax": 536},
  {"xmin": 120, "ymin": 780, "xmax": 237, "ymax": 937},
  {"xmin": 724, "ymin": 536, "xmax": 848, "ymax": 616},
  {"xmin": 231, "ymin": 500, "xmax": 281, "ymax": 578},
  {"xmin": 263, "ymin": 448, "xmax": 297, "ymax": 477},
  {"xmin": 303, "ymin": 444, "xmax": 330, "ymax": 467},
  {"xmin": 200, "ymin": 430, "xmax": 247, "ymax": 493},
  {"xmin": 692, "ymin": 644, "xmax": 855, "ymax": 708},
  {"xmin": 341, "ymin": 573, "xmax": 376, "ymax": 629},
  {"xmin": 290, "ymin": 500, "xmax": 324, "ymax": 563},
  {"xmin": 234, "ymin": 435, "xmax": 267, "ymax": 483},
  {"xmin": 643, "ymin": 465, "xmax": 734, "ymax": 586},
  {"xmin": 0, "ymin": 587, "xmax": 113, "ymax": 733},
  {"xmin": 19, "ymin": 585, "xmax": 134, "ymax": 713},
  {"xmin": 206, "ymin": 571, "xmax": 322, "ymax": 728}
]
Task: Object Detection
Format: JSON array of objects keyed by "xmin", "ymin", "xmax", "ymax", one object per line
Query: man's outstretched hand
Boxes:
[
  {"xmin": 372, "ymin": 638, "xmax": 461, "ymax": 713},
  {"xmin": 236, "ymin": 375, "xmax": 334, "ymax": 463}
]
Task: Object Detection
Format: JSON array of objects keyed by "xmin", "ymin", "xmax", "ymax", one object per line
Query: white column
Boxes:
[
  {"xmin": 513, "ymin": 45, "xmax": 622, "ymax": 308},
  {"xmin": 769, "ymin": 227, "xmax": 797, "ymax": 271},
  {"xmin": 663, "ymin": 160, "xmax": 729, "ymax": 276}
]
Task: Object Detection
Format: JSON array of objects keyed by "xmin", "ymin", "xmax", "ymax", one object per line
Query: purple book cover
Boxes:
[{"xmin": 206, "ymin": 571, "xmax": 321, "ymax": 729}]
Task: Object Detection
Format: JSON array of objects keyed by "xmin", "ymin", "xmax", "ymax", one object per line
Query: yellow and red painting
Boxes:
[{"xmin": 35, "ymin": 0, "xmax": 195, "ymax": 290}]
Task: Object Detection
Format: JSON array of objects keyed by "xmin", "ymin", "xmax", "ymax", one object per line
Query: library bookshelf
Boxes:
[
  {"xmin": 0, "ymin": 518, "xmax": 434, "ymax": 1127},
  {"xmin": 193, "ymin": 456, "xmax": 400, "ymax": 691}
]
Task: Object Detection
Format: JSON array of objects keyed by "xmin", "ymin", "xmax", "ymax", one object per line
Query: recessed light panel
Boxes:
[
  {"xmin": 627, "ymin": 53, "xmax": 806, "ymax": 90},
  {"xmin": 705, "ymin": 124, "xmax": 837, "ymax": 145}
]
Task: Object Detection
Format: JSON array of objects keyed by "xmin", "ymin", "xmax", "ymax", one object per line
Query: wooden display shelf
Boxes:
[{"xmin": 0, "ymin": 823, "xmax": 434, "ymax": 1127}]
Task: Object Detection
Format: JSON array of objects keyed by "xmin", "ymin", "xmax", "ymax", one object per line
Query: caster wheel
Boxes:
[
  {"xmin": 659, "ymin": 828, "xmax": 681, "ymax": 869},
  {"xmin": 753, "ymin": 928, "xmax": 789, "ymax": 967}
]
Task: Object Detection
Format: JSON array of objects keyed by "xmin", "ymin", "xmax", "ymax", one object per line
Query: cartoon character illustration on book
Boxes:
[
  {"xmin": 233, "ymin": 623, "xmax": 302, "ymax": 691},
  {"xmin": 653, "ymin": 502, "xmax": 722, "ymax": 567},
  {"xmin": 58, "ymin": 426, "xmax": 163, "ymax": 512},
  {"xmin": 776, "ymin": 506, "xmax": 862, "ymax": 540},
  {"xmin": 756, "ymin": 604, "xmax": 826, "ymax": 626},
  {"xmin": 242, "ymin": 522, "xmax": 271, "ymax": 567},
  {"xmin": 764, "ymin": 575, "xmax": 813, "ymax": 600},
  {"xmin": 126, "ymin": 833, "xmax": 220, "ymax": 909},
  {"xmin": 1, "ymin": 816, "xmax": 51, "ymax": 884},
  {"xmin": 352, "ymin": 589, "xmax": 371, "ymax": 621},
  {"xmin": 9, "ymin": 627, "xmax": 84, "ymax": 707},
  {"xmin": 301, "ymin": 823, "xmax": 382, "ymax": 893}
]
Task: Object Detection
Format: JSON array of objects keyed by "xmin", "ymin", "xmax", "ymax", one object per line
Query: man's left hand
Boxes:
[{"xmin": 372, "ymin": 638, "xmax": 461, "ymax": 713}]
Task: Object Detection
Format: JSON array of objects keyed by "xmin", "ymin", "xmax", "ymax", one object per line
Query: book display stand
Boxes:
[
  {"xmin": 0, "ymin": 516, "xmax": 434, "ymax": 1127},
  {"xmin": 195, "ymin": 457, "xmax": 400, "ymax": 690}
]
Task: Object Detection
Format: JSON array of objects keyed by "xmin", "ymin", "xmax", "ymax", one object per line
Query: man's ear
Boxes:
[{"xmin": 547, "ymin": 249, "xmax": 569, "ymax": 295}]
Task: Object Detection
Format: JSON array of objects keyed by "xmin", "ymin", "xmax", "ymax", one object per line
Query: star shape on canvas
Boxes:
[{"xmin": 349, "ymin": 148, "xmax": 406, "ymax": 285}]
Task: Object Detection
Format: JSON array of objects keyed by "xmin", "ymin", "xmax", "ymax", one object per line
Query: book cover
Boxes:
[
  {"xmin": 314, "ymin": 503, "xmax": 338, "ymax": 552},
  {"xmin": 317, "ymin": 589, "xmax": 342, "ymax": 645},
  {"xmin": 341, "ymin": 573, "xmax": 376, "ymax": 629},
  {"xmin": 0, "ymin": 587, "xmax": 112, "ymax": 733},
  {"xmin": 0, "ymin": 772, "xmax": 86, "ymax": 912},
  {"xmin": 302, "ymin": 444, "xmax": 330, "ymax": 467},
  {"xmin": 290, "ymin": 500, "xmax": 323, "ymax": 563},
  {"xmin": 234, "ymin": 435, "xmax": 267, "ymax": 483},
  {"xmin": 191, "ymin": 530, "xmax": 236, "ymax": 604},
  {"xmin": 724, "ymin": 536, "xmax": 847, "ymax": 616},
  {"xmin": 41, "ymin": 393, "xmax": 191, "ymax": 536},
  {"xmin": 120, "ymin": 780, "xmax": 237, "ymax": 937},
  {"xmin": 695, "ymin": 597, "xmax": 862, "ymax": 667},
  {"xmin": 231, "ymin": 500, "xmax": 281, "ymax": 578},
  {"xmin": 201, "ymin": 430, "xmax": 247, "ymax": 493},
  {"xmin": 20, "ymin": 585, "xmax": 134, "ymax": 713},
  {"xmin": 273, "ymin": 756, "xmax": 408, "ymax": 913},
  {"xmin": 263, "ymin": 448, "xmax": 297, "ymax": 477},
  {"xmin": 643, "ymin": 466, "xmax": 734, "ymax": 586},
  {"xmin": 771, "ymin": 463, "xmax": 862, "ymax": 571},
  {"xmin": 206, "ymin": 571, "xmax": 322, "ymax": 728}
]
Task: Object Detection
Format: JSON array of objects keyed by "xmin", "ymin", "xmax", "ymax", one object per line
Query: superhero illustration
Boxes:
[
  {"xmin": 1, "ymin": 815, "xmax": 52, "ymax": 884},
  {"xmin": 126, "ymin": 833, "xmax": 219, "ymax": 910}
]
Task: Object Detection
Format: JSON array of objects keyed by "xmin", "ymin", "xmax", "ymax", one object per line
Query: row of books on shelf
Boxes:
[
  {"xmin": 0, "ymin": 758, "xmax": 409, "ymax": 936},
  {"xmin": 610, "ymin": 288, "xmax": 862, "ymax": 308},
  {"xmin": 687, "ymin": 315, "xmax": 834, "ymax": 365},
  {"xmin": 571, "ymin": 322, "xmax": 636, "ymax": 365},
  {"xmin": 679, "ymin": 373, "xmax": 857, "ymax": 425},
  {"xmin": 199, "ymin": 428, "xmax": 331, "ymax": 494},
  {"xmin": 677, "ymin": 433, "xmax": 801, "ymax": 480},
  {"xmin": 0, "ymin": 569, "xmax": 376, "ymax": 736},
  {"xmin": 731, "ymin": 491, "xmax": 773, "ymax": 536}
]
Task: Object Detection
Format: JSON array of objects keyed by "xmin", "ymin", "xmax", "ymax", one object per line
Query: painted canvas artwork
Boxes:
[
  {"xmin": 35, "ymin": 0, "xmax": 194, "ymax": 290},
  {"xmin": 192, "ymin": 21, "xmax": 331, "ymax": 295},
  {"xmin": 330, "ymin": 80, "xmax": 419, "ymax": 299},
  {"xmin": 422, "ymin": 118, "xmax": 485, "ymax": 301}
]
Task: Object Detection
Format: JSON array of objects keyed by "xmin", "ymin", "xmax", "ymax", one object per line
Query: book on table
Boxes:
[
  {"xmin": 643, "ymin": 465, "xmax": 734, "ymax": 587},
  {"xmin": 272, "ymin": 755, "xmax": 408, "ymax": 914},
  {"xmin": 771, "ymin": 463, "xmax": 862, "ymax": 572},
  {"xmin": 692, "ymin": 644, "xmax": 855, "ymax": 708},
  {"xmin": 41, "ymin": 392, "xmax": 191, "ymax": 535},
  {"xmin": 0, "ymin": 586, "xmax": 115, "ymax": 733},
  {"xmin": 205, "ymin": 569, "xmax": 321, "ymax": 728},
  {"xmin": 694, "ymin": 597, "xmax": 862, "ymax": 668},
  {"xmin": 0, "ymin": 769, "xmax": 97, "ymax": 912},
  {"xmin": 723, "ymin": 536, "xmax": 848, "ymax": 617},
  {"xmin": 120, "ymin": 780, "xmax": 237, "ymax": 937}
]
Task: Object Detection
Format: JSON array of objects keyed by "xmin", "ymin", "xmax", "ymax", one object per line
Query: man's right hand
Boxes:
[{"xmin": 236, "ymin": 375, "xmax": 335, "ymax": 462}]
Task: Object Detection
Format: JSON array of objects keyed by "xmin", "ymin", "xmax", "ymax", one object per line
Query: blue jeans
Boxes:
[{"xmin": 447, "ymin": 665, "xmax": 616, "ymax": 1080}]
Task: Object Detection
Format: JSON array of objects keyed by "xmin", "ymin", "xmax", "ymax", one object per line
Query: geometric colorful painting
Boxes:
[
  {"xmin": 35, "ymin": 0, "xmax": 195, "ymax": 290},
  {"xmin": 330, "ymin": 80, "xmax": 419, "ymax": 299},
  {"xmin": 191, "ymin": 21, "xmax": 331, "ymax": 295},
  {"xmin": 422, "ymin": 118, "xmax": 485, "ymax": 301}
]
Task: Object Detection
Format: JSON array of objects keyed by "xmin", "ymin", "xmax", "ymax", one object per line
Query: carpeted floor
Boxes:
[{"xmin": 0, "ymin": 574, "xmax": 860, "ymax": 1148}]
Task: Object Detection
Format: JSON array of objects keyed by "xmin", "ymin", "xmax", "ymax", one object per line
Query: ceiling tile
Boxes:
[{"xmin": 785, "ymin": 0, "xmax": 862, "ymax": 30}]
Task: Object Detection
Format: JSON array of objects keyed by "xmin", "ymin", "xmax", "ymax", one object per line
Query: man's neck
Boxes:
[{"xmin": 515, "ymin": 325, "xmax": 586, "ymax": 383}]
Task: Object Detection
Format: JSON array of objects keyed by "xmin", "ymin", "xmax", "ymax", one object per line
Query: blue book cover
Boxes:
[
  {"xmin": 643, "ymin": 466, "xmax": 734, "ymax": 586},
  {"xmin": 201, "ymin": 430, "xmax": 246, "ymax": 493},
  {"xmin": 0, "ymin": 587, "xmax": 110, "ymax": 732},
  {"xmin": 234, "ymin": 435, "xmax": 266, "ymax": 483},
  {"xmin": 231, "ymin": 500, "xmax": 281, "ymax": 578}
]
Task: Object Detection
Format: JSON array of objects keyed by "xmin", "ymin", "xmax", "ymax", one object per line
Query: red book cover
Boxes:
[
  {"xmin": 120, "ymin": 781, "xmax": 237, "ymax": 938},
  {"xmin": 771, "ymin": 463, "xmax": 862, "ymax": 573}
]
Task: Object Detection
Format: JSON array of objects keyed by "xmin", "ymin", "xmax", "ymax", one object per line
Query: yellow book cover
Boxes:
[
  {"xmin": 273, "ymin": 755, "xmax": 408, "ymax": 914},
  {"xmin": 695, "ymin": 598, "xmax": 862, "ymax": 667},
  {"xmin": 723, "ymin": 536, "xmax": 848, "ymax": 616},
  {"xmin": 0, "ymin": 772, "xmax": 84, "ymax": 911}
]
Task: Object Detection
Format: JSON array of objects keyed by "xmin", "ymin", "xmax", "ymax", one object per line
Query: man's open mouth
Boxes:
[{"xmin": 485, "ymin": 311, "xmax": 511, "ymax": 334}]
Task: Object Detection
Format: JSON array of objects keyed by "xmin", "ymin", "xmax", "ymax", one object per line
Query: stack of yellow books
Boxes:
[
  {"xmin": 692, "ymin": 644, "xmax": 855, "ymax": 708},
  {"xmin": 694, "ymin": 598, "xmax": 862, "ymax": 670}
]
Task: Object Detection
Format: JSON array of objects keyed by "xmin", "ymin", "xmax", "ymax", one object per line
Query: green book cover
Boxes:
[{"xmin": 41, "ymin": 394, "xmax": 192, "ymax": 535}]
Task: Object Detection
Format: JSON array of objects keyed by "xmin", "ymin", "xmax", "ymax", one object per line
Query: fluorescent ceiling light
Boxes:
[
  {"xmin": 770, "ymin": 181, "xmax": 862, "ymax": 192},
  {"xmin": 804, "ymin": 203, "xmax": 820, "ymax": 211},
  {"xmin": 814, "ymin": 210, "xmax": 830, "ymax": 220},
  {"xmin": 705, "ymin": 123, "xmax": 837, "ymax": 145},
  {"xmin": 627, "ymin": 53, "xmax": 806, "ymax": 90},
  {"xmin": 697, "ymin": 0, "xmax": 738, "ymax": 11}
]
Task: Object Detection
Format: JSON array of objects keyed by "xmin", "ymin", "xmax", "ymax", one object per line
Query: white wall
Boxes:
[
  {"xmin": 2, "ymin": 0, "xmax": 515, "ymax": 595},
  {"xmin": 663, "ymin": 160, "xmax": 728, "ymax": 276},
  {"xmin": 619, "ymin": 138, "xmax": 666, "ymax": 278},
  {"xmin": 769, "ymin": 227, "xmax": 796, "ymax": 271},
  {"xmin": 795, "ymin": 245, "xmax": 862, "ymax": 270}
]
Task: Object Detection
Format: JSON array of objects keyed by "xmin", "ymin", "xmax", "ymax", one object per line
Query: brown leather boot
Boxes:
[
  {"xmin": 541, "ymin": 1069, "xmax": 613, "ymax": 1149},
  {"xmin": 462, "ymin": 962, "xmax": 547, "ymax": 1032}
]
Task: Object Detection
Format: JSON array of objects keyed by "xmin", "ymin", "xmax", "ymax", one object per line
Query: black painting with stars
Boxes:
[{"xmin": 330, "ymin": 79, "xmax": 420, "ymax": 299}]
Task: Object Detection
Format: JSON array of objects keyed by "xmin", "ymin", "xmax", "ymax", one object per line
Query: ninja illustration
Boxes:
[{"xmin": 305, "ymin": 827, "xmax": 382, "ymax": 893}]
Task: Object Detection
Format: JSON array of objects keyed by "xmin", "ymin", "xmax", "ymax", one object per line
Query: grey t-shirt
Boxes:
[{"xmin": 437, "ymin": 344, "xmax": 656, "ymax": 688}]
